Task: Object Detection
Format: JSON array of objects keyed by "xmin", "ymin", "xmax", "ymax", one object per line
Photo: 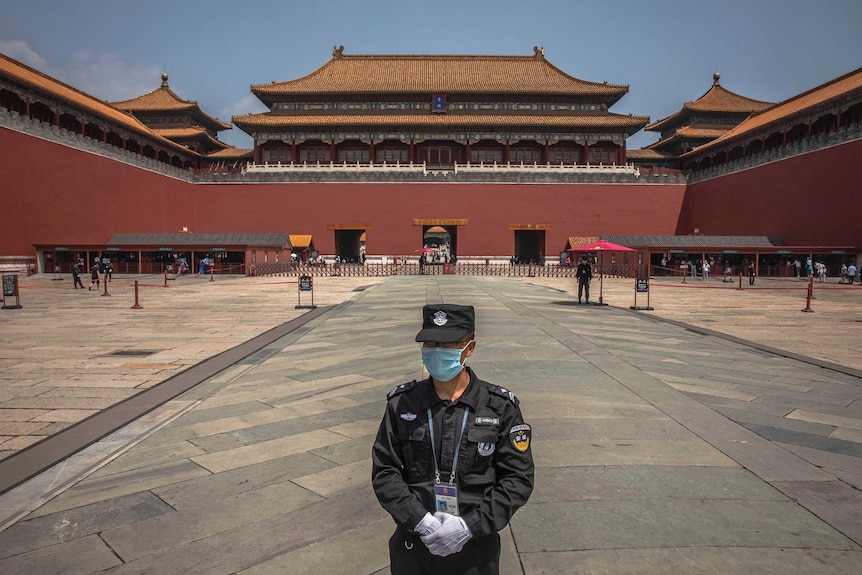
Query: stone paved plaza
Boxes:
[{"xmin": 0, "ymin": 273, "xmax": 860, "ymax": 573}]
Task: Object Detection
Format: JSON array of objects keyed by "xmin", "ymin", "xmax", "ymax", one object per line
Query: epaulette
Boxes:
[
  {"xmin": 387, "ymin": 380, "xmax": 418, "ymax": 399},
  {"xmin": 488, "ymin": 384, "xmax": 519, "ymax": 406}
]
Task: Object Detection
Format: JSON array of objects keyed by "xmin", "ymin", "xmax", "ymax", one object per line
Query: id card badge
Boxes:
[{"xmin": 434, "ymin": 484, "xmax": 460, "ymax": 516}]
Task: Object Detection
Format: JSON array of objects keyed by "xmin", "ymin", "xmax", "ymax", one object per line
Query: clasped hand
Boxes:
[{"xmin": 419, "ymin": 511, "xmax": 472, "ymax": 557}]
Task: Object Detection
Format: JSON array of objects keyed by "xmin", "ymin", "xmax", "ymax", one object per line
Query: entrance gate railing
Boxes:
[{"xmin": 252, "ymin": 262, "xmax": 647, "ymax": 279}]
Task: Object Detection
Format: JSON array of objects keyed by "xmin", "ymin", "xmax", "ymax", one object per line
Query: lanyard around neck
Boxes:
[{"xmin": 427, "ymin": 405, "xmax": 470, "ymax": 486}]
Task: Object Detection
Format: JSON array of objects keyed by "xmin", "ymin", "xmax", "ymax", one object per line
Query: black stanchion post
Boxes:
[
  {"xmin": 132, "ymin": 280, "xmax": 143, "ymax": 309},
  {"xmin": 801, "ymin": 275, "xmax": 814, "ymax": 313}
]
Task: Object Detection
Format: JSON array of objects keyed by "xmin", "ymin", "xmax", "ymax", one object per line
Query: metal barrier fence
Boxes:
[{"xmin": 253, "ymin": 262, "xmax": 648, "ymax": 278}]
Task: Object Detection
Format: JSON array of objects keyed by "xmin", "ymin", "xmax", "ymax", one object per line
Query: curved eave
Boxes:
[
  {"xmin": 681, "ymin": 66, "xmax": 862, "ymax": 160},
  {"xmin": 112, "ymin": 87, "xmax": 232, "ymax": 132},
  {"xmin": 249, "ymin": 53, "xmax": 629, "ymax": 107},
  {"xmin": 0, "ymin": 54, "xmax": 200, "ymax": 159},
  {"xmin": 155, "ymin": 127, "xmax": 230, "ymax": 151},
  {"xmin": 232, "ymin": 112, "xmax": 649, "ymax": 133},
  {"xmin": 648, "ymin": 85, "xmax": 774, "ymax": 133}
]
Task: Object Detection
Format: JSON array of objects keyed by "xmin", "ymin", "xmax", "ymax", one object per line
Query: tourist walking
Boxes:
[{"xmin": 88, "ymin": 264, "xmax": 100, "ymax": 290}]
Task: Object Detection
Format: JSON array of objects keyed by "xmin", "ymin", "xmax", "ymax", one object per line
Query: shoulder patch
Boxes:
[
  {"xmin": 488, "ymin": 385, "xmax": 519, "ymax": 407},
  {"xmin": 387, "ymin": 380, "xmax": 417, "ymax": 399}
]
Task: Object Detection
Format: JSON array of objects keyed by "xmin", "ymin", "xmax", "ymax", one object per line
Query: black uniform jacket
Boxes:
[
  {"xmin": 372, "ymin": 368, "xmax": 534, "ymax": 539},
  {"xmin": 576, "ymin": 261, "xmax": 592, "ymax": 281}
]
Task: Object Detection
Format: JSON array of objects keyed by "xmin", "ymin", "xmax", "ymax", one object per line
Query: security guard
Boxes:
[
  {"xmin": 372, "ymin": 304, "xmax": 534, "ymax": 575},
  {"xmin": 576, "ymin": 255, "xmax": 592, "ymax": 304}
]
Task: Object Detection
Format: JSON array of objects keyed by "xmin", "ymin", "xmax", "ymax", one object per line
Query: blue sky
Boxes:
[{"xmin": 2, "ymin": 0, "xmax": 860, "ymax": 149}]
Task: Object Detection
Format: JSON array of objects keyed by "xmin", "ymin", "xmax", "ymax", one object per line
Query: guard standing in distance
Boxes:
[
  {"xmin": 576, "ymin": 255, "xmax": 592, "ymax": 303},
  {"xmin": 372, "ymin": 304, "xmax": 534, "ymax": 575}
]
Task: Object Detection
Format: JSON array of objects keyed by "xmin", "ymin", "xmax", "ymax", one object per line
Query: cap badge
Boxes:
[
  {"xmin": 400, "ymin": 412, "xmax": 417, "ymax": 421},
  {"xmin": 432, "ymin": 311, "xmax": 449, "ymax": 326}
]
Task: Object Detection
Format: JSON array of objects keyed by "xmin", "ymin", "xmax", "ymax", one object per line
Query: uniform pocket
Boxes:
[
  {"xmin": 401, "ymin": 424, "xmax": 430, "ymax": 482},
  {"xmin": 461, "ymin": 428, "xmax": 497, "ymax": 485}
]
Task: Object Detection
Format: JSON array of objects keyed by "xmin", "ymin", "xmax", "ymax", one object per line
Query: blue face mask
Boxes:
[{"xmin": 421, "ymin": 341, "xmax": 471, "ymax": 382}]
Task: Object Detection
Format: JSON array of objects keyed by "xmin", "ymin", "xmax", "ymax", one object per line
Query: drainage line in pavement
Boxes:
[{"xmin": 0, "ymin": 305, "xmax": 332, "ymax": 496}]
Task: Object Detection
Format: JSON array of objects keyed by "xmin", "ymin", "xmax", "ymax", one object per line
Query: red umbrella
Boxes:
[{"xmin": 566, "ymin": 240, "xmax": 635, "ymax": 305}]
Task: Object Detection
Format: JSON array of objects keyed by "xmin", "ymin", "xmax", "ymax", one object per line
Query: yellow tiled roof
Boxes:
[
  {"xmin": 112, "ymin": 74, "xmax": 232, "ymax": 131},
  {"xmin": 251, "ymin": 51, "xmax": 629, "ymax": 102},
  {"xmin": 567, "ymin": 236, "xmax": 599, "ymax": 249},
  {"xmin": 645, "ymin": 126, "xmax": 729, "ymax": 150},
  {"xmin": 289, "ymin": 234, "xmax": 314, "ymax": 249},
  {"xmin": 682, "ymin": 66, "xmax": 862, "ymax": 158},
  {"xmin": 626, "ymin": 148, "xmax": 674, "ymax": 159},
  {"xmin": 233, "ymin": 112, "xmax": 649, "ymax": 132},
  {"xmin": 205, "ymin": 147, "xmax": 253, "ymax": 160},
  {"xmin": 153, "ymin": 127, "xmax": 229, "ymax": 151},
  {"xmin": 0, "ymin": 53, "xmax": 196, "ymax": 157},
  {"xmin": 647, "ymin": 75, "xmax": 773, "ymax": 132}
]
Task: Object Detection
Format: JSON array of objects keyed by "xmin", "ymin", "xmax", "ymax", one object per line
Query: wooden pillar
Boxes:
[
  {"xmin": 330, "ymin": 140, "xmax": 336, "ymax": 162},
  {"xmin": 543, "ymin": 140, "xmax": 549, "ymax": 164},
  {"xmin": 102, "ymin": 127, "xmax": 107, "ymax": 142},
  {"xmin": 409, "ymin": 139, "xmax": 415, "ymax": 164},
  {"xmin": 583, "ymin": 141, "xmax": 589, "ymax": 165},
  {"xmin": 291, "ymin": 139, "xmax": 297, "ymax": 164},
  {"xmin": 369, "ymin": 139, "xmax": 375, "ymax": 164},
  {"xmin": 137, "ymin": 251, "xmax": 142, "ymax": 274},
  {"xmin": 253, "ymin": 140, "xmax": 261, "ymax": 164},
  {"xmin": 504, "ymin": 139, "xmax": 510, "ymax": 164},
  {"xmin": 465, "ymin": 140, "xmax": 471, "ymax": 163},
  {"xmin": 25, "ymin": 96, "xmax": 30, "ymax": 117},
  {"xmin": 55, "ymin": 107, "xmax": 60, "ymax": 126}
]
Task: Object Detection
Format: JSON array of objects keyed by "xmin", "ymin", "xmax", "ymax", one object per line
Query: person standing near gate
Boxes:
[
  {"xmin": 72, "ymin": 261, "xmax": 84, "ymax": 289},
  {"xmin": 576, "ymin": 255, "xmax": 592, "ymax": 304},
  {"xmin": 372, "ymin": 304, "xmax": 534, "ymax": 575},
  {"xmin": 748, "ymin": 261, "xmax": 756, "ymax": 285}
]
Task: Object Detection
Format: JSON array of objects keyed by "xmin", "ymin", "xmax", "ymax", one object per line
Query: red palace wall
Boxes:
[
  {"xmin": 0, "ymin": 127, "xmax": 688, "ymax": 258},
  {"xmin": 682, "ymin": 139, "xmax": 862, "ymax": 248}
]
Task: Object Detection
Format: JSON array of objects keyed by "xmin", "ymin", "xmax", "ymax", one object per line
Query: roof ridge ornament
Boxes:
[
  {"xmin": 161, "ymin": 73, "xmax": 169, "ymax": 88},
  {"xmin": 533, "ymin": 46, "xmax": 544, "ymax": 59},
  {"xmin": 713, "ymin": 72, "xmax": 721, "ymax": 86},
  {"xmin": 333, "ymin": 45, "xmax": 345, "ymax": 58}
]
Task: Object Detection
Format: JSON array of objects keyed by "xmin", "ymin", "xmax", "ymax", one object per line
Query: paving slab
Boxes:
[{"xmin": 0, "ymin": 274, "xmax": 860, "ymax": 574}]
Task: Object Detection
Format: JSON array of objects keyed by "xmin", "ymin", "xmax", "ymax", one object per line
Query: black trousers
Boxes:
[
  {"xmin": 578, "ymin": 279, "xmax": 590, "ymax": 301},
  {"xmin": 389, "ymin": 529, "xmax": 500, "ymax": 575}
]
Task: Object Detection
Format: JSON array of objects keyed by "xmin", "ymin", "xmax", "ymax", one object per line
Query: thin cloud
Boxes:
[
  {"xmin": 0, "ymin": 39, "xmax": 47, "ymax": 69},
  {"xmin": 61, "ymin": 50, "xmax": 162, "ymax": 102},
  {"xmin": 0, "ymin": 39, "xmax": 162, "ymax": 102}
]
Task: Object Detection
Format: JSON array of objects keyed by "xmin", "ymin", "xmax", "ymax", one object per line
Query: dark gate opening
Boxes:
[
  {"xmin": 335, "ymin": 230, "xmax": 364, "ymax": 263},
  {"xmin": 514, "ymin": 230, "xmax": 545, "ymax": 264}
]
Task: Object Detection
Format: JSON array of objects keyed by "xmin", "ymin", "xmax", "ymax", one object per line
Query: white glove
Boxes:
[
  {"xmin": 420, "ymin": 512, "xmax": 472, "ymax": 557},
  {"xmin": 414, "ymin": 512, "xmax": 442, "ymax": 536}
]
